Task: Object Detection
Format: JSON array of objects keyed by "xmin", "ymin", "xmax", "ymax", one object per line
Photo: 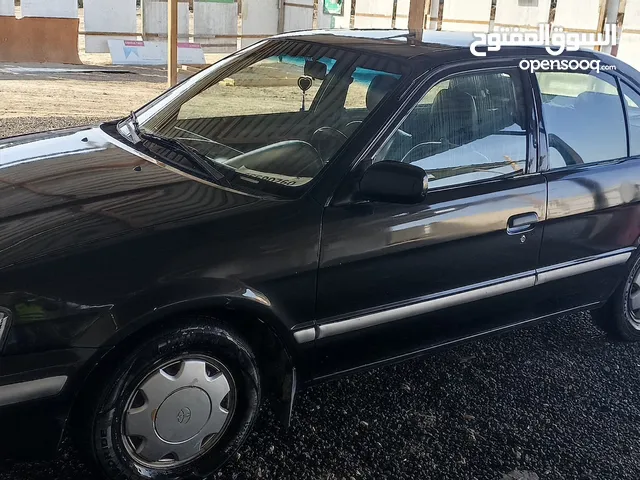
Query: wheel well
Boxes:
[{"xmin": 68, "ymin": 306, "xmax": 294, "ymax": 435}]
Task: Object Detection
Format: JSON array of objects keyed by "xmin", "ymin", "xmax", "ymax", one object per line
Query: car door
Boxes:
[
  {"xmin": 311, "ymin": 64, "xmax": 548, "ymax": 378},
  {"xmin": 531, "ymin": 68, "xmax": 640, "ymax": 316}
]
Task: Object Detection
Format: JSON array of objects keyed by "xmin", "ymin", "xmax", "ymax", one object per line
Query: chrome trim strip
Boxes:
[
  {"xmin": 0, "ymin": 376, "xmax": 68, "ymax": 408},
  {"xmin": 302, "ymin": 248, "xmax": 635, "ymax": 342},
  {"xmin": 535, "ymin": 249, "xmax": 633, "ymax": 285},
  {"xmin": 317, "ymin": 274, "xmax": 536, "ymax": 340},
  {"xmin": 293, "ymin": 328, "xmax": 316, "ymax": 344},
  {"xmin": 310, "ymin": 302, "xmax": 600, "ymax": 384}
]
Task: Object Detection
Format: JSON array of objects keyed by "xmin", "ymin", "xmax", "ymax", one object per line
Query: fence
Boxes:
[
  {"xmin": 0, "ymin": 0, "xmax": 80, "ymax": 63},
  {"xmin": 1, "ymin": 0, "xmax": 640, "ymax": 68},
  {"xmin": 618, "ymin": 0, "xmax": 640, "ymax": 70}
]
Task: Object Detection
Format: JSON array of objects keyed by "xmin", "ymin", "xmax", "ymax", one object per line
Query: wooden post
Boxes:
[
  {"xmin": 168, "ymin": 0, "xmax": 178, "ymax": 88},
  {"xmin": 408, "ymin": 0, "xmax": 427, "ymax": 36},
  {"xmin": 277, "ymin": 0, "xmax": 285, "ymax": 34},
  {"xmin": 595, "ymin": 0, "xmax": 608, "ymax": 51}
]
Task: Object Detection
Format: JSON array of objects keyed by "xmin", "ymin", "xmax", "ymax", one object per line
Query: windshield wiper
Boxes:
[
  {"xmin": 126, "ymin": 112, "xmax": 231, "ymax": 186},
  {"xmin": 125, "ymin": 110, "xmax": 143, "ymax": 143}
]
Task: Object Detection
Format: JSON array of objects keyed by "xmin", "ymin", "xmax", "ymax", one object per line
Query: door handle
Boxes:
[{"xmin": 507, "ymin": 212, "xmax": 539, "ymax": 235}]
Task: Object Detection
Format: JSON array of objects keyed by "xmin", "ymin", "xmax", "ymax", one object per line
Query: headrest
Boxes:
[
  {"xmin": 366, "ymin": 75, "xmax": 399, "ymax": 111},
  {"xmin": 430, "ymin": 88, "xmax": 479, "ymax": 142},
  {"xmin": 576, "ymin": 91, "xmax": 621, "ymax": 110}
]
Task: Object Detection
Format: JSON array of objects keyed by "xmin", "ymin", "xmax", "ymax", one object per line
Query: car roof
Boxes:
[
  {"xmin": 273, "ymin": 29, "xmax": 473, "ymax": 58},
  {"xmin": 271, "ymin": 29, "xmax": 614, "ymax": 64}
]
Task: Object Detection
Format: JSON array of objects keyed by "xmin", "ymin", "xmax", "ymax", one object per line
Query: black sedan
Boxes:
[{"xmin": 1, "ymin": 30, "xmax": 639, "ymax": 480}]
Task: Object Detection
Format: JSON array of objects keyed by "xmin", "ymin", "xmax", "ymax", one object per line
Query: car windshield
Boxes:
[{"xmin": 118, "ymin": 39, "xmax": 408, "ymax": 197}]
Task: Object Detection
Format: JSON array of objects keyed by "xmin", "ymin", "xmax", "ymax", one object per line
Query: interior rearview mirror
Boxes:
[
  {"xmin": 304, "ymin": 60, "xmax": 327, "ymax": 80},
  {"xmin": 359, "ymin": 161, "xmax": 428, "ymax": 204}
]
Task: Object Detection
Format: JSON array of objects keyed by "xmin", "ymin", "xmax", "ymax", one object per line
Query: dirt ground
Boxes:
[
  {"xmin": 0, "ymin": 59, "xmax": 370, "ymax": 130},
  {"xmin": 0, "ymin": 6, "xmax": 229, "ymax": 124},
  {"xmin": 0, "ymin": 74, "xmax": 167, "ymax": 120}
]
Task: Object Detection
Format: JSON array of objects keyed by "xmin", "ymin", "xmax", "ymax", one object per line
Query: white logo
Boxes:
[{"xmin": 470, "ymin": 23, "xmax": 618, "ymax": 57}]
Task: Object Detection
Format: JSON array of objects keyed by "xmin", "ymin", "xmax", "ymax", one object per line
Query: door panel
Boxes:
[
  {"xmin": 311, "ymin": 65, "xmax": 547, "ymax": 378},
  {"xmin": 533, "ymin": 70, "xmax": 640, "ymax": 315},
  {"xmin": 314, "ymin": 175, "xmax": 547, "ymax": 377},
  {"xmin": 535, "ymin": 161, "xmax": 640, "ymax": 313}
]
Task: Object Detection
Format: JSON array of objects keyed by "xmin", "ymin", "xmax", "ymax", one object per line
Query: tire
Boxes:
[
  {"xmin": 75, "ymin": 318, "xmax": 260, "ymax": 480},
  {"xmin": 592, "ymin": 252, "xmax": 640, "ymax": 341}
]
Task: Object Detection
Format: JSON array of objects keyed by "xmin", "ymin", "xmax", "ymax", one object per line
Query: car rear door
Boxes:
[
  {"xmin": 310, "ymin": 63, "xmax": 548, "ymax": 379},
  {"xmin": 531, "ymin": 68, "xmax": 640, "ymax": 317}
]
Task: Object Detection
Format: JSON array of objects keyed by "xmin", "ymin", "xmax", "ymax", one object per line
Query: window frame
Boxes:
[
  {"xmin": 343, "ymin": 60, "xmax": 539, "ymax": 195},
  {"xmin": 531, "ymin": 67, "xmax": 631, "ymax": 173},
  {"xmin": 619, "ymin": 79, "xmax": 640, "ymax": 158}
]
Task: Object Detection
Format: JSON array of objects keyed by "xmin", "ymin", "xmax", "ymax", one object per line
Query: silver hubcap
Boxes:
[
  {"xmin": 629, "ymin": 269, "xmax": 640, "ymax": 324},
  {"xmin": 122, "ymin": 356, "xmax": 236, "ymax": 467}
]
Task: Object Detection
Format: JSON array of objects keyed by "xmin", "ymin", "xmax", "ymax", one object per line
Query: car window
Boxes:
[
  {"xmin": 135, "ymin": 40, "xmax": 408, "ymax": 198},
  {"xmin": 536, "ymin": 72, "xmax": 627, "ymax": 168},
  {"xmin": 375, "ymin": 70, "xmax": 528, "ymax": 189},
  {"xmin": 621, "ymin": 82, "xmax": 640, "ymax": 156},
  {"xmin": 178, "ymin": 55, "xmax": 334, "ymax": 119}
]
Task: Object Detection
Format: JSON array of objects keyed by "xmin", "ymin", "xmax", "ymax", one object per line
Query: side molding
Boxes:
[
  {"xmin": 0, "ymin": 376, "xmax": 68, "ymax": 407},
  {"xmin": 294, "ymin": 248, "xmax": 634, "ymax": 343},
  {"xmin": 536, "ymin": 251, "xmax": 632, "ymax": 285}
]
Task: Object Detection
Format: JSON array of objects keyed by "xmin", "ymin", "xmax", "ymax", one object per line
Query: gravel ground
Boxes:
[
  {"xmin": 3, "ymin": 117, "xmax": 640, "ymax": 480},
  {"xmin": 0, "ymin": 116, "xmax": 110, "ymax": 138}
]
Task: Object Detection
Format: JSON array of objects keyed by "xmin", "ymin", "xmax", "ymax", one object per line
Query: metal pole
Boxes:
[
  {"xmin": 606, "ymin": 0, "xmax": 623, "ymax": 56},
  {"xmin": 168, "ymin": 0, "xmax": 178, "ymax": 87}
]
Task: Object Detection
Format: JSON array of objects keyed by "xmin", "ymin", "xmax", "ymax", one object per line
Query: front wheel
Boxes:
[
  {"xmin": 592, "ymin": 252, "xmax": 640, "ymax": 341},
  {"xmin": 76, "ymin": 319, "xmax": 260, "ymax": 480}
]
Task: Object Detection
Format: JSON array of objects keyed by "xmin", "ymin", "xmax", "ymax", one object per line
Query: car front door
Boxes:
[{"xmin": 311, "ymin": 64, "xmax": 548, "ymax": 379}]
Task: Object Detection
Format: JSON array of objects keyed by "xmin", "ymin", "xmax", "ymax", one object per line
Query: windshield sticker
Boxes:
[{"xmin": 236, "ymin": 166, "xmax": 311, "ymax": 187}]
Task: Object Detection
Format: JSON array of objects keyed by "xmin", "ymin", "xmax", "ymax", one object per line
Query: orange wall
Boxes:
[{"xmin": 0, "ymin": 16, "xmax": 81, "ymax": 64}]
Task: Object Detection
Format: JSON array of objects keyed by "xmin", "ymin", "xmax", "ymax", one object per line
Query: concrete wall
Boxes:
[
  {"xmin": 619, "ymin": 0, "xmax": 640, "ymax": 70},
  {"xmin": 143, "ymin": 0, "xmax": 189, "ymax": 40},
  {"xmin": 554, "ymin": 0, "xmax": 601, "ymax": 32},
  {"xmin": 441, "ymin": 0, "xmax": 492, "ymax": 32},
  {"xmin": 353, "ymin": 0, "xmax": 394, "ymax": 28},
  {"xmin": 494, "ymin": 0, "xmax": 552, "ymax": 29},
  {"xmin": 0, "ymin": 16, "xmax": 81, "ymax": 63},
  {"xmin": 21, "ymin": 0, "xmax": 78, "ymax": 18},
  {"xmin": 241, "ymin": 0, "xmax": 278, "ymax": 49},
  {"xmin": 395, "ymin": 0, "xmax": 410, "ymax": 29},
  {"xmin": 0, "ymin": 0, "xmax": 13, "ymax": 17},
  {"xmin": 283, "ymin": 0, "xmax": 314, "ymax": 31},
  {"xmin": 194, "ymin": 0, "xmax": 238, "ymax": 52},
  {"xmin": 84, "ymin": 0, "xmax": 138, "ymax": 53},
  {"xmin": 317, "ymin": 0, "xmax": 351, "ymax": 29}
]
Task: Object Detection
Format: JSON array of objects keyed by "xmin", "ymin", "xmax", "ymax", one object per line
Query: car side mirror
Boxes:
[{"xmin": 359, "ymin": 161, "xmax": 428, "ymax": 204}]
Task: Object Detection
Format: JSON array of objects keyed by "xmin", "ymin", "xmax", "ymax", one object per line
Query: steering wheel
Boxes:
[
  {"xmin": 311, "ymin": 126, "xmax": 348, "ymax": 163},
  {"xmin": 400, "ymin": 141, "xmax": 444, "ymax": 164}
]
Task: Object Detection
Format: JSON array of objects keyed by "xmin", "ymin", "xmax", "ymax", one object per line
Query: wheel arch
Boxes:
[{"xmin": 68, "ymin": 284, "xmax": 307, "ymax": 436}]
